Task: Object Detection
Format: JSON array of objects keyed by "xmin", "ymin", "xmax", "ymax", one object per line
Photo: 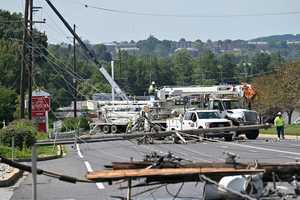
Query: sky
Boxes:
[{"xmin": 2, "ymin": 0, "xmax": 300, "ymax": 44}]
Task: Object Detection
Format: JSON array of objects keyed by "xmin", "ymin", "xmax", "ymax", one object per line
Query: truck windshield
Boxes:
[
  {"xmin": 223, "ymin": 100, "xmax": 242, "ymax": 109},
  {"xmin": 197, "ymin": 112, "xmax": 220, "ymax": 119}
]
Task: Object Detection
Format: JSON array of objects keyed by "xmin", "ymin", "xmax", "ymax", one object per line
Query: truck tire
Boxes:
[
  {"xmin": 224, "ymin": 134, "xmax": 233, "ymax": 142},
  {"xmin": 103, "ymin": 125, "xmax": 110, "ymax": 134},
  {"xmin": 151, "ymin": 125, "xmax": 161, "ymax": 133},
  {"xmin": 245, "ymin": 130, "xmax": 259, "ymax": 140},
  {"xmin": 111, "ymin": 125, "xmax": 118, "ymax": 134}
]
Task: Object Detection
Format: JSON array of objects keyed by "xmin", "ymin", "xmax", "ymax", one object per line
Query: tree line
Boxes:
[{"xmin": 0, "ymin": 9, "xmax": 299, "ymax": 125}]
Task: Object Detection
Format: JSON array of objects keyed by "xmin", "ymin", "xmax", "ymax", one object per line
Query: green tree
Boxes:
[
  {"xmin": 251, "ymin": 52, "xmax": 271, "ymax": 74},
  {"xmin": 193, "ymin": 51, "xmax": 218, "ymax": 85},
  {"xmin": 0, "ymin": 86, "xmax": 17, "ymax": 125},
  {"xmin": 218, "ymin": 53, "xmax": 236, "ymax": 83},
  {"xmin": 252, "ymin": 61, "xmax": 300, "ymax": 124},
  {"xmin": 172, "ymin": 49, "xmax": 193, "ymax": 85}
]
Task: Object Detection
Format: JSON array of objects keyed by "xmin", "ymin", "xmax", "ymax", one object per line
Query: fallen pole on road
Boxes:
[{"xmin": 37, "ymin": 124, "xmax": 272, "ymax": 146}]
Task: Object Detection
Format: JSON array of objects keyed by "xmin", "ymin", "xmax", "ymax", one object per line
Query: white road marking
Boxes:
[
  {"xmin": 76, "ymin": 144, "xmax": 84, "ymax": 158},
  {"xmin": 248, "ymin": 150, "xmax": 258, "ymax": 153},
  {"xmin": 281, "ymin": 156, "xmax": 300, "ymax": 160},
  {"xmin": 76, "ymin": 144, "xmax": 105, "ymax": 189},
  {"xmin": 96, "ymin": 182, "xmax": 105, "ymax": 189},
  {"xmin": 227, "ymin": 142, "xmax": 300, "ymax": 156},
  {"xmin": 221, "ymin": 146, "xmax": 228, "ymax": 148},
  {"xmin": 84, "ymin": 161, "xmax": 93, "ymax": 172}
]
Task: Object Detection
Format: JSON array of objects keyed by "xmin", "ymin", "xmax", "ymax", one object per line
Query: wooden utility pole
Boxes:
[
  {"xmin": 28, "ymin": 0, "xmax": 33, "ymax": 120},
  {"xmin": 73, "ymin": 24, "xmax": 77, "ymax": 118},
  {"xmin": 20, "ymin": 0, "xmax": 30, "ymax": 119}
]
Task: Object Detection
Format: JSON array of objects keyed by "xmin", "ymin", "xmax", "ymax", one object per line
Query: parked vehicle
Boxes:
[
  {"xmin": 207, "ymin": 98, "xmax": 260, "ymax": 139},
  {"xmin": 166, "ymin": 110, "xmax": 234, "ymax": 141}
]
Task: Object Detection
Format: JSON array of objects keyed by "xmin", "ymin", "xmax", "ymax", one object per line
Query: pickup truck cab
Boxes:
[
  {"xmin": 167, "ymin": 110, "xmax": 233, "ymax": 141},
  {"xmin": 208, "ymin": 98, "xmax": 260, "ymax": 139}
]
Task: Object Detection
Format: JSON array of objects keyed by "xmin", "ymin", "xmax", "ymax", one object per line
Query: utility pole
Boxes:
[
  {"xmin": 73, "ymin": 24, "xmax": 77, "ymax": 118},
  {"xmin": 20, "ymin": 0, "xmax": 30, "ymax": 119},
  {"xmin": 111, "ymin": 60, "xmax": 115, "ymax": 103},
  {"xmin": 28, "ymin": 0, "xmax": 33, "ymax": 120}
]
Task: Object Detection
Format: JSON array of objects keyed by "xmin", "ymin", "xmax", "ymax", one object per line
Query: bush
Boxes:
[
  {"xmin": 0, "ymin": 119, "xmax": 37, "ymax": 150},
  {"xmin": 61, "ymin": 117, "xmax": 91, "ymax": 132}
]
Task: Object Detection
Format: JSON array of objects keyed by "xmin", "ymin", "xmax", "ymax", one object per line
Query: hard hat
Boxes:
[
  {"xmin": 277, "ymin": 112, "xmax": 282, "ymax": 115},
  {"xmin": 151, "ymin": 81, "xmax": 155, "ymax": 85}
]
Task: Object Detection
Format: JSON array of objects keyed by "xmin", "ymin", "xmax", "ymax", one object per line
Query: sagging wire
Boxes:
[
  {"xmin": 130, "ymin": 184, "xmax": 168, "ymax": 198},
  {"xmin": 165, "ymin": 182, "xmax": 201, "ymax": 200},
  {"xmin": 0, "ymin": 156, "xmax": 93, "ymax": 184}
]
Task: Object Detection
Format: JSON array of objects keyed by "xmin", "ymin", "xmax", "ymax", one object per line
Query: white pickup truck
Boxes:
[{"xmin": 166, "ymin": 110, "xmax": 233, "ymax": 141}]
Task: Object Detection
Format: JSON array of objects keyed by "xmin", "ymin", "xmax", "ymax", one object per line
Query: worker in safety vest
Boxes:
[
  {"xmin": 274, "ymin": 112, "xmax": 285, "ymax": 139},
  {"xmin": 126, "ymin": 119, "xmax": 133, "ymax": 133}
]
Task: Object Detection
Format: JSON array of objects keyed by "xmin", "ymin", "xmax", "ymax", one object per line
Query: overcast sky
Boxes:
[{"xmin": 2, "ymin": 0, "xmax": 300, "ymax": 44}]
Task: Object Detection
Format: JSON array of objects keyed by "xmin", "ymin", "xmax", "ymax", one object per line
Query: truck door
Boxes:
[
  {"xmin": 211, "ymin": 100, "xmax": 226, "ymax": 118},
  {"xmin": 183, "ymin": 112, "xmax": 197, "ymax": 129}
]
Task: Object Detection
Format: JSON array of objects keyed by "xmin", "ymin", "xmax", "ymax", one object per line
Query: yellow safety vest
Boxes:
[{"xmin": 274, "ymin": 116, "xmax": 284, "ymax": 127}]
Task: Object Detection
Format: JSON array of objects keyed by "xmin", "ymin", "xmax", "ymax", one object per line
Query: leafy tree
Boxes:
[
  {"xmin": 193, "ymin": 51, "xmax": 218, "ymax": 85},
  {"xmin": 172, "ymin": 49, "xmax": 193, "ymax": 85},
  {"xmin": 277, "ymin": 62, "xmax": 300, "ymax": 123},
  {"xmin": 0, "ymin": 86, "xmax": 17, "ymax": 125},
  {"xmin": 251, "ymin": 52, "xmax": 271, "ymax": 74},
  {"xmin": 218, "ymin": 53, "xmax": 236, "ymax": 83},
  {"xmin": 0, "ymin": 40, "xmax": 21, "ymax": 89},
  {"xmin": 252, "ymin": 61, "xmax": 300, "ymax": 124},
  {"xmin": 0, "ymin": 10, "xmax": 23, "ymax": 40}
]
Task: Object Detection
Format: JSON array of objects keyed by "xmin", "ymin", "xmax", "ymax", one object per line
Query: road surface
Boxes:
[{"xmin": 8, "ymin": 137, "xmax": 300, "ymax": 200}]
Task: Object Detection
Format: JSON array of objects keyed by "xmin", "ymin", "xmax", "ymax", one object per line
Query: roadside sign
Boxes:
[{"xmin": 31, "ymin": 90, "xmax": 51, "ymax": 132}]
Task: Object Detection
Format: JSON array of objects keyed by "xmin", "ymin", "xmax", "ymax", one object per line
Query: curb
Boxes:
[
  {"xmin": 0, "ymin": 169, "xmax": 23, "ymax": 187},
  {"xmin": 0, "ymin": 145, "xmax": 65, "ymax": 187},
  {"xmin": 260, "ymin": 134, "xmax": 300, "ymax": 140},
  {"xmin": 15, "ymin": 145, "xmax": 64, "ymax": 162}
]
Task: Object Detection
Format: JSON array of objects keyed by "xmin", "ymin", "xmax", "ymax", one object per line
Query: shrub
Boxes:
[
  {"xmin": 61, "ymin": 117, "xmax": 91, "ymax": 132},
  {"xmin": 0, "ymin": 119, "xmax": 37, "ymax": 150}
]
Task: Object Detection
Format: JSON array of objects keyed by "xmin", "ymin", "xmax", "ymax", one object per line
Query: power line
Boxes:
[
  {"xmin": 83, "ymin": 3, "xmax": 300, "ymax": 18},
  {"xmin": 0, "ymin": 155, "xmax": 93, "ymax": 184}
]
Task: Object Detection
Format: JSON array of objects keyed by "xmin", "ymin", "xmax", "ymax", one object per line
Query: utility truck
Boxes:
[
  {"xmin": 166, "ymin": 110, "xmax": 234, "ymax": 141},
  {"xmin": 207, "ymin": 98, "xmax": 260, "ymax": 139},
  {"xmin": 157, "ymin": 84, "xmax": 260, "ymax": 139}
]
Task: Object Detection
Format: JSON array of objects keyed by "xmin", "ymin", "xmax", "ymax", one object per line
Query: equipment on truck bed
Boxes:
[{"xmin": 156, "ymin": 84, "xmax": 260, "ymax": 139}]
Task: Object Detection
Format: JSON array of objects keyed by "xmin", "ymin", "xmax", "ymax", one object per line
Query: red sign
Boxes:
[
  {"xmin": 32, "ymin": 96, "xmax": 50, "ymax": 112},
  {"xmin": 32, "ymin": 94, "xmax": 50, "ymax": 132},
  {"xmin": 32, "ymin": 111, "xmax": 47, "ymax": 132}
]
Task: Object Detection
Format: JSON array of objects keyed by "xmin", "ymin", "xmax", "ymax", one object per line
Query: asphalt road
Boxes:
[{"xmin": 8, "ymin": 137, "xmax": 300, "ymax": 200}]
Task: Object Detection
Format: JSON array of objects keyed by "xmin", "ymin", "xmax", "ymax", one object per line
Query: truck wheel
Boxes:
[
  {"xmin": 111, "ymin": 125, "xmax": 118, "ymax": 134},
  {"xmin": 151, "ymin": 125, "xmax": 161, "ymax": 133},
  {"xmin": 245, "ymin": 130, "xmax": 259, "ymax": 140},
  {"xmin": 103, "ymin": 125, "xmax": 110, "ymax": 134},
  {"xmin": 224, "ymin": 134, "xmax": 233, "ymax": 142},
  {"xmin": 172, "ymin": 136, "xmax": 179, "ymax": 144}
]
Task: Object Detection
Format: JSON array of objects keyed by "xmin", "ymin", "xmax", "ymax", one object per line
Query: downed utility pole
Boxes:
[
  {"xmin": 100, "ymin": 160, "xmax": 300, "ymax": 183},
  {"xmin": 86, "ymin": 167, "xmax": 265, "ymax": 182},
  {"xmin": 38, "ymin": 124, "xmax": 271, "ymax": 146}
]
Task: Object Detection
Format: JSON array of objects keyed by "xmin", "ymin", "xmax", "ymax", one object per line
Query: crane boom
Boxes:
[
  {"xmin": 99, "ymin": 67, "xmax": 129, "ymax": 101},
  {"xmin": 45, "ymin": 0, "xmax": 128, "ymax": 101}
]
